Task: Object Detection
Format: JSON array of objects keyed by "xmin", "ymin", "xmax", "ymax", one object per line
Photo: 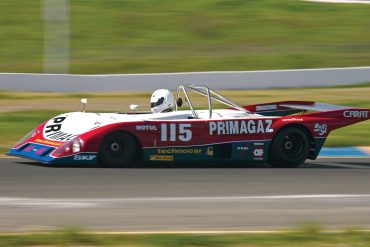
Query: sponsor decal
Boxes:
[
  {"xmin": 282, "ymin": 118, "xmax": 304, "ymax": 122},
  {"xmin": 35, "ymin": 138, "xmax": 62, "ymax": 147},
  {"xmin": 44, "ymin": 116, "xmax": 76, "ymax": 142},
  {"xmin": 73, "ymin": 155, "xmax": 96, "ymax": 161},
  {"xmin": 256, "ymin": 104, "xmax": 277, "ymax": 111},
  {"xmin": 236, "ymin": 146, "xmax": 249, "ymax": 150},
  {"xmin": 252, "ymin": 142, "xmax": 265, "ymax": 160},
  {"xmin": 208, "ymin": 120, "xmax": 273, "ymax": 136},
  {"xmin": 253, "ymin": 149, "xmax": 264, "ymax": 157},
  {"xmin": 44, "ymin": 117, "xmax": 66, "ymax": 133},
  {"xmin": 157, "ymin": 148, "xmax": 202, "ymax": 154},
  {"xmin": 23, "ymin": 145, "xmax": 48, "ymax": 155},
  {"xmin": 237, "ymin": 146, "xmax": 249, "ymax": 150},
  {"xmin": 237, "ymin": 145, "xmax": 250, "ymax": 159},
  {"xmin": 343, "ymin": 110, "xmax": 368, "ymax": 118},
  {"xmin": 89, "ymin": 121, "xmax": 103, "ymax": 131},
  {"xmin": 45, "ymin": 131, "xmax": 77, "ymax": 141},
  {"xmin": 149, "ymin": 155, "xmax": 174, "ymax": 161},
  {"xmin": 314, "ymin": 123, "xmax": 328, "ymax": 136},
  {"xmin": 136, "ymin": 125, "xmax": 157, "ymax": 131}
]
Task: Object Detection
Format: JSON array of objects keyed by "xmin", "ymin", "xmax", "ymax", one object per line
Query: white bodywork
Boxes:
[
  {"xmin": 42, "ymin": 109, "xmax": 262, "ymax": 142},
  {"xmin": 42, "ymin": 84, "xmax": 264, "ymax": 142}
]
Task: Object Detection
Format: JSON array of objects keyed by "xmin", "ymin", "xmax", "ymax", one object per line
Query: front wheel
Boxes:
[
  {"xmin": 98, "ymin": 131, "xmax": 138, "ymax": 167},
  {"xmin": 268, "ymin": 127, "xmax": 309, "ymax": 168}
]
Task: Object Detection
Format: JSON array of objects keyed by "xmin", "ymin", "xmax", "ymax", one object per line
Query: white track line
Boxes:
[
  {"xmin": 1, "ymin": 194, "xmax": 370, "ymax": 208},
  {"xmin": 315, "ymin": 162, "xmax": 370, "ymax": 169},
  {"xmin": 317, "ymin": 156, "xmax": 370, "ymax": 159},
  {"xmin": 1, "ymin": 66, "xmax": 370, "ymax": 77},
  {"xmin": 0, "ymin": 156, "xmax": 18, "ymax": 159},
  {"xmin": 2, "ymin": 230, "xmax": 370, "ymax": 235}
]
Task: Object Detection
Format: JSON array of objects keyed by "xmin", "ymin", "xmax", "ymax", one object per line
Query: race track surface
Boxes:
[{"xmin": 1, "ymin": 157, "xmax": 370, "ymax": 232}]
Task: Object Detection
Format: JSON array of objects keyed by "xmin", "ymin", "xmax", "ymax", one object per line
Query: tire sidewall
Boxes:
[
  {"xmin": 269, "ymin": 127, "xmax": 309, "ymax": 168},
  {"xmin": 98, "ymin": 131, "xmax": 138, "ymax": 167}
]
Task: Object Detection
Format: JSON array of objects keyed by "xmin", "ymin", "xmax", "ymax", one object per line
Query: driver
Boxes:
[{"xmin": 150, "ymin": 89, "xmax": 174, "ymax": 113}]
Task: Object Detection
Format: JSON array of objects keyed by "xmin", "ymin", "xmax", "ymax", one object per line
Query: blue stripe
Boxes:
[{"xmin": 319, "ymin": 147, "xmax": 368, "ymax": 157}]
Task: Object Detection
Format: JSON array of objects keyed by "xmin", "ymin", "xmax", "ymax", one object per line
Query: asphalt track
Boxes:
[{"xmin": 1, "ymin": 157, "xmax": 370, "ymax": 232}]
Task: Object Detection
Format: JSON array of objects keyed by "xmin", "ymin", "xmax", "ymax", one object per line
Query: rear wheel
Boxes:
[
  {"xmin": 268, "ymin": 127, "xmax": 309, "ymax": 168},
  {"xmin": 98, "ymin": 131, "xmax": 138, "ymax": 167}
]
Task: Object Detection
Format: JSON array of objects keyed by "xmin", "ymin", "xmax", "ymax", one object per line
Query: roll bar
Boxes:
[{"xmin": 175, "ymin": 84, "xmax": 250, "ymax": 119}]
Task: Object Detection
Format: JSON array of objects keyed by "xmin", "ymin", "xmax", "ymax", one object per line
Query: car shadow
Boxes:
[
  {"xmin": 14, "ymin": 161, "xmax": 274, "ymax": 169},
  {"xmin": 13, "ymin": 160, "xmax": 354, "ymax": 169},
  {"xmin": 13, "ymin": 161, "xmax": 100, "ymax": 168}
]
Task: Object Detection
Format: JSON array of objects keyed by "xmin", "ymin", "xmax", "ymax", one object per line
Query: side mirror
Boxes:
[
  {"xmin": 130, "ymin": 104, "xmax": 139, "ymax": 111},
  {"xmin": 176, "ymin": 98, "xmax": 183, "ymax": 107},
  {"xmin": 81, "ymin": 98, "xmax": 88, "ymax": 112}
]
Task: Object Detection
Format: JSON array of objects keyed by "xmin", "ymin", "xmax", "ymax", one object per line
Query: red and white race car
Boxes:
[{"xmin": 8, "ymin": 84, "xmax": 370, "ymax": 167}]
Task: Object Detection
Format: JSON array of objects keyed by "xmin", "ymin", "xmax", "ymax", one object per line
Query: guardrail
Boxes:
[{"xmin": 0, "ymin": 66, "xmax": 369, "ymax": 92}]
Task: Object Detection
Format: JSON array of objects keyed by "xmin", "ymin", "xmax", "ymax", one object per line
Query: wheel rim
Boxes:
[
  {"xmin": 281, "ymin": 133, "xmax": 304, "ymax": 159},
  {"xmin": 105, "ymin": 138, "xmax": 124, "ymax": 157},
  {"xmin": 99, "ymin": 131, "xmax": 138, "ymax": 167},
  {"xmin": 110, "ymin": 143, "xmax": 120, "ymax": 152}
]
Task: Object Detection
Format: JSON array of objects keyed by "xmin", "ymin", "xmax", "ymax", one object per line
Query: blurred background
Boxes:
[
  {"xmin": 1, "ymin": 0, "xmax": 370, "ymax": 152},
  {"xmin": 1, "ymin": 1, "xmax": 370, "ymax": 244},
  {"xmin": 0, "ymin": 0, "xmax": 370, "ymax": 74}
]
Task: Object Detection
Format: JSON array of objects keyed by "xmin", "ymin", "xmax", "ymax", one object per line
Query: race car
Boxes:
[{"xmin": 7, "ymin": 84, "xmax": 370, "ymax": 168}]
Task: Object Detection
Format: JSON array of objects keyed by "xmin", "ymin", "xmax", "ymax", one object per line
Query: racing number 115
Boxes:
[{"xmin": 160, "ymin": 123, "xmax": 192, "ymax": 142}]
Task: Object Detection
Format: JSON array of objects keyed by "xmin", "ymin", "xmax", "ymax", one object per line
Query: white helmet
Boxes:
[{"xmin": 150, "ymin": 89, "xmax": 174, "ymax": 113}]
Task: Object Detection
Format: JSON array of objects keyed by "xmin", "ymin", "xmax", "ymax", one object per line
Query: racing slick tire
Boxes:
[
  {"xmin": 98, "ymin": 131, "xmax": 138, "ymax": 168},
  {"xmin": 268, "ymin": 127, "xmax": 309, "ymax": 168}
]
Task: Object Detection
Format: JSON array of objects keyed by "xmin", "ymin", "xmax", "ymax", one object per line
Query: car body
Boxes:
[{"xmin": 7, "ymin": 84, "xmax": 370, "ymax": 167}]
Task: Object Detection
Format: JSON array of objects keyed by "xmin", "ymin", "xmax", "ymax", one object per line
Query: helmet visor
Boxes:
[{"xmin": 150, "ymin": 97, "xmax": 164, "ymax": 108}]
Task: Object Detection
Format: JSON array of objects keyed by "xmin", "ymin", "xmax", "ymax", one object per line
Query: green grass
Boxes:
[
  {"xmin": 1, "ymin": 0, "xmax": 370, "ymax": 73},
  {"xmin": 1, "ymin": 226, "xmax": 370, "ymax": 246},
  {"xmin": 0, "ymin": 110, "xmax": 64, "ymax": 153},
  {"xmin": 325, "ymin": 82, "xmax": 370, "ymax": 89}
]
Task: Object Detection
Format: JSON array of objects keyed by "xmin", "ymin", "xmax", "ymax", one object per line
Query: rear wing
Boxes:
[
  {"xmin": 244, "ymin": 101, "xmax": 351, "ymax": 116},
  {"xmin": 245, "ymin": 101, "xmax": 369, "ymax": 131}
]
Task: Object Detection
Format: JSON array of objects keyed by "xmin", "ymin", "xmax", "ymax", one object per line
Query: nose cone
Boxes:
[{"xmin": 42, "ymin": 112, "xmax": 104, "ymax": 143}]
